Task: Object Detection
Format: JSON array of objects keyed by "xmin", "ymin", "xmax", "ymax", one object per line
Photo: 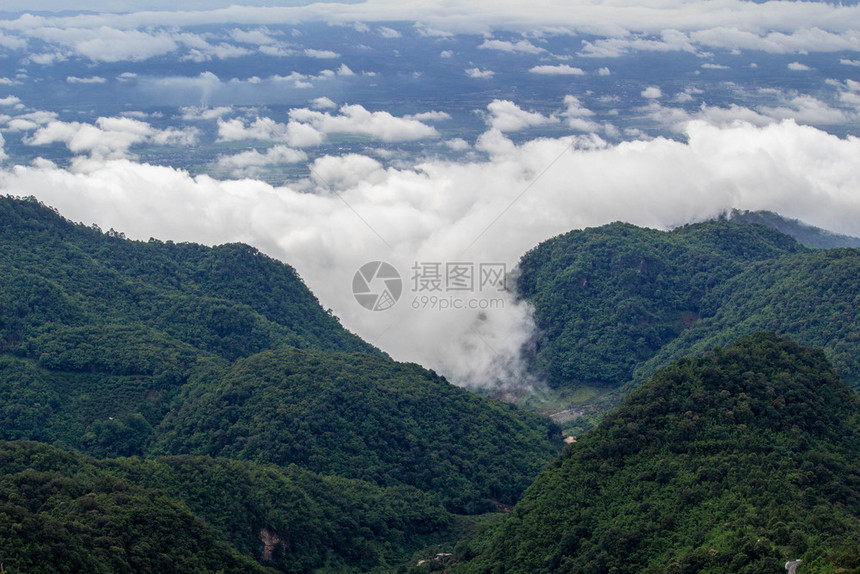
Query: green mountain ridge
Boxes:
[
  {"xmin": 516, "ymin": 218, "xmax": 860, "ymax": 434},
  {"xmin": 458, "ymin": 334, "xmax": 860, "ymax": 573},
  {"xmin": 0, "ymin": 195, "xmax": 562, "ymax": 572}
]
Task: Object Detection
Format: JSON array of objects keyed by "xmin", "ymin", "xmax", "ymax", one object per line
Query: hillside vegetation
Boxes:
[
  {"xmin": 0, "ymin": 196, "xmax": 562, "ymax": 572},
  {"xmin": 459, "ymin": 334, "xmax": 860, "ymax": 573},
  {"xmin": 517, "ymin": 220, "xmax": 860, "ymax": 399}
]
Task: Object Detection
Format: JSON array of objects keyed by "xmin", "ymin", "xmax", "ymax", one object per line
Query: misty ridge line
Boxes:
[{"xmin": 4, "ymin": 120, "xmax": 860, "ymax": 392}]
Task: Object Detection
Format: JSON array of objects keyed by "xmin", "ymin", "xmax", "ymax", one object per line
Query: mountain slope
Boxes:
[
  {"xmin": 0, "ymin": 194, "xmax": 381, "ymax": 453},
  {"xmin": 0, "ymin": 195, "xmax": 562, "ymax": 523},
  {"xmin": 153, "ymin": 347, "xmax": 562, "ymax": 513},
  {"xmin": 518, "ymin": 220, "xmax": 860, "ymax": 404},
  {"xmin": 0, "ymin": 195, "xmax": 376, "ymax": 360},
  {"xmin": 459, "ymin": 334, "xmax": 860, "ymax": 573},
  {"xmin": 517, "ymin": 219, "xmax": 805, "ymax": 389},
  {"xmin": 0, "ymin": 441, "xmax": 454, "ymax": 573}
]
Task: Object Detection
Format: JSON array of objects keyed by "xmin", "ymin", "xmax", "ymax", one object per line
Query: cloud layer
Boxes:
[{"xmin": 3, "ymin": 119, "xmax": 859, "ymax": 390}]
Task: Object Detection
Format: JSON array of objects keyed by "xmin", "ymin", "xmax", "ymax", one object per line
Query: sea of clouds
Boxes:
[{"xmin": 2, "ymin": 0, "xmax": 860, "ymax": 391}]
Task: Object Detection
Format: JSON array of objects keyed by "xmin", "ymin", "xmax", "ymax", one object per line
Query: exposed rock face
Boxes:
[{"xmin": 260, "ymin": 527, "xmax": 282, "ymax": 561}]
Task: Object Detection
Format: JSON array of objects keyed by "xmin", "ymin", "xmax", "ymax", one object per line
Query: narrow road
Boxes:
[{"xmin": 786, "ymin": 560, "xmax": 801, "ymax": 574}]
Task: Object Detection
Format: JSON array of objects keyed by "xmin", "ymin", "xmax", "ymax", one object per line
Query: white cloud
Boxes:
[
  {"xmin": 529, "ymin": 64, "xmax": 585, "ymax": 76},
  {"xmin": 446, "ymin": 138, "xmax": 470, "ymax": 151},
  {"xmin": 580, "ymin": 30, "xmax": 697, "ymax": 58},
  {"xmin": 0, "ymin": 96, "xmax": 22, "ymax": 106},
  {"xmin": 5, "ymin": 120, "xmax": 860, "ymax": 390},
  {"xmin": 66, "ymin": 75, "xmax": 107, "ymax": 84},
  {"xmin": 304, "ymin": 48, "xmax": 340, "ymax": 59},
  {"xmin": 378, "ymin": 26, "xmax": 401, "ymax": 38},
  {"xmin": 642, "ymin": 86, "xmax": 663, "ymax": 99},
  {"xmin": 181, "ymin": 106, "xmax": 233, "ymax": 120},
  {"xmin": 440, "ymin": 50, "xmax": 453, "ymax": 58},
  {"xmin": 216, "ymin": 105, "xmax": 439, "ymax": 146},
  {"xmin": 4, "ymin": 110, "xmax": 58, "ymax": 131},
  {"xmin": 215, "ymin": 145, "xmax": 308, "ymax": 179},
  {"xmin": 405, "ymin": 111, "xmax": 452, "ymax": 122},
  {"xmin": 0, "ymin": 132, "xmax": 6, "ymax": 162},
  {"xmin": 289, "ymin": 104, "xmax": 440, "ymax": 142},
  {"xmin": 485, "ymin": 100, "xmax": 557, "ymax": 132},
  {"xmin": 597, "ymin": 67, "xmax": 610, "ymax": 76},
  {"xmin": 4, "ymin": 0, "xmax": 857, "ymax": 67},
  {"xmin": 31, "ymin": 26, "xmax": 179, "ymax": 62},
  {"xmin": 229, "ymin": 27, "xmax": 279, "ymax": 45},
  {"xmin": 758, "ymin": 95, "xmax": 853, "ymax": 125},
  {"xmin": 310, "ymin": 96, "xmax": 337, "ymax": 110},
  {"xmin": 561, "ymin": 95, "xmax": 600, "ymax": 132},
  {"xmin": 217, "ymin": 117, "xmax": 285, "ymax": 142},
  {"xmin": 788, "ymin": 61, "xmax": 811, "ymax": 71},
  {"xmin": 26, "ymin": 116, "xmax": 198, "ymax": 159},
  {"xmin": 465, "ymin": 67, "xmax": 494, "ymax": 79},
  {"xmin": 701, "ymin": 63, "xmax": 730, "ymax": 70},
  {"xmin": 479, "ymin": 38, "xmax": 544, "ymax": 54},
  {"xmin": 841, "ymin": 59, "xmax": 860, "ymax": 67}
]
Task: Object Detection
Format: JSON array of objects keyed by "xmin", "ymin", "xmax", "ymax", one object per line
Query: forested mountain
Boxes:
[
  {"xmin": 458, "ymin": 334, "xmax": 860, "ymax": 573},
  {"xmin": 153, "ymin": 347, "xmax": 560, "ymax": 513},
  {"xmin": 0, "ymin": 441, "xmax": 451, "ymax": 573},
  {"xmin": 0, "ymin": 195, "xmax": 562, "ymax": 572},
  {"xmin": 517, "ymin": 220, "xmax": 860, "ymax": 398}
]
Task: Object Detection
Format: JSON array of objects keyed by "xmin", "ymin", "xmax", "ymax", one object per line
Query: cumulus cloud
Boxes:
[
  {"xmin": 788, "ymin": 61, "xmax": 811, "ymax": 71},
  {"xmin": 216, "ymin": 105, "xmax": 439, "ymax": 146},
  {"xmin": 0, "ymin": 96, "xmax": 22, "ymax": 106},
  {"xmin": 642, "ymin": 86, "xmax": 663, "ymax": 99},
  {"xmin": 465, "ymin": 67, "xmax": 494, "ymax": 79},
  {"xmin": 4, "ymin": 120, "xmax": 860, "ymax": 390},
  {"xmin": 25, "ymin": 116, "xmax": 198, "ymax": 159},
  {"xmin": 3, "ymin": 1, "xmax": 860, "ymax": 63},
  {"xmin": 479, "ymin": 38, "xmax": 544, "ymax": 54},
  {"xmin": 229, "ymin": 27, "xmax": 279, "ymax": 45},
  {"xmin": 214, "ymin": 145, "xmax": 308, "ymax": 179},
  {"xmin": 405, "ymin": 111, "xmax": 451, "ymax": 122},
  {"xmin": 485, "ymin": 100, "xmax": 557, "ymax": 132},
  {"xmin": 378, "ymin": 26, "xmax": 401, "ymax": 38},
  {"xmin": 66, "ymin": 75, "xmax": 107, "ymax": 83},
  {"xmin": 289, "ymin": 104, "xmax": 440, "ymax": 142},
  {"xmin": 310, "ymin": 96, "xmax": 337, "ymax": 110},
  {"xmin": 304, "ymin": 48, "xmax": 339, "ymax": 58},
  {"xmin": 561, "ymin": 95, "xmax": 600, "ymax": 132},
  {"xmin": 181, "ymin": 106, "xmax": 233, "ymax": 120},
  {"xmin": 529, "ymin": 64, "xmax": 585, "ymax": 75}
]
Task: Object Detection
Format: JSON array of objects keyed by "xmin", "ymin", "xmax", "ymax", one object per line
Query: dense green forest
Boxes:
[
  {"xmin": 153, "ymin": 348, "xmax": 560, "ymax": 513},
  {"xmin": 0, "ymin": 196, "xmax": 562, "ymax": 572},
  {"xmin": 0, "ymin": 441, "xmax": 453, "ymax": 573},
  {"xmin": 458, "ymin": 334, "xmax": 860, "ymax": 573},
  {"xmin": 517, "ymin": 218, "xmax": 860, "ymax": 405}
]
